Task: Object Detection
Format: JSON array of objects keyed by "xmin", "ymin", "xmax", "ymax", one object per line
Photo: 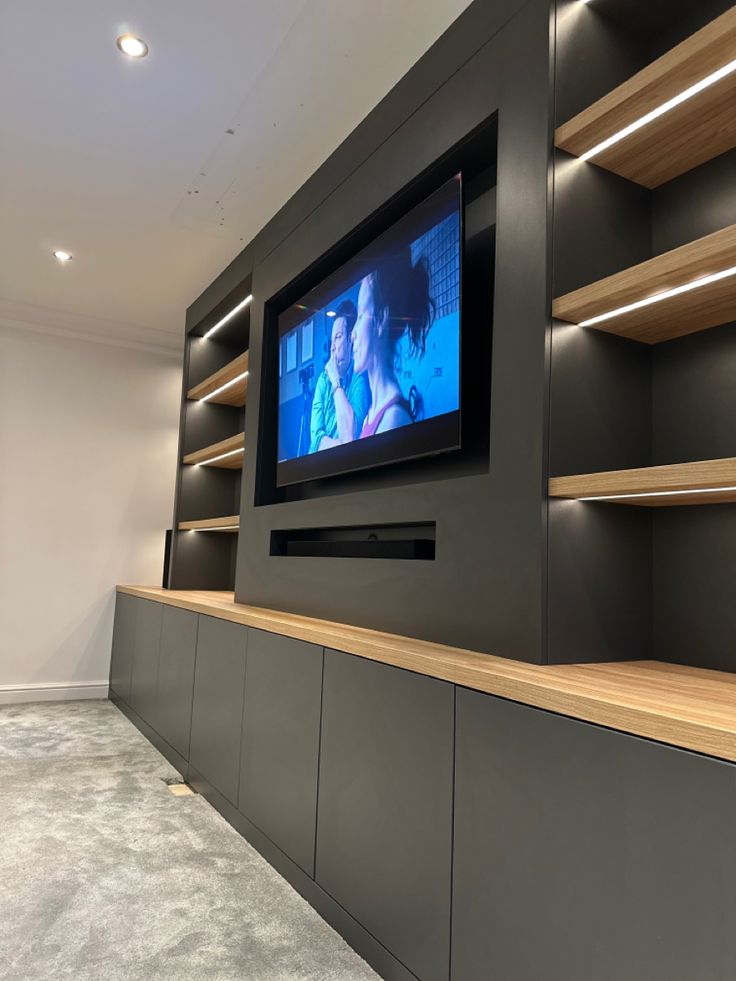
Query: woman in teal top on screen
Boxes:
[{"xmin": 352, "ymin": 246, "xmax": 433, "ymax": 438}]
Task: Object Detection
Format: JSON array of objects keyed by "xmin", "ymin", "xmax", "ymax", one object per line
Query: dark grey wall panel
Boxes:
[
  {"xmin": 189, "ymin": 615, "xmax": 248, "ymax": 805},
  {"xmin": 652, "ymin": 322, "xmax": 736, "ymax": 466},
  {"xmin": 129, "ymin": 599, "xmax": 163, "ymax": 724},
  {"xmin": 549, "ymin": 324, "xmax": 651, "ymax": 477},
  {"xmin": 156, "ymin": 606, "xmax": 199, "ymax": 760},
  {"xmin": 110, "ymin": 593, "xmax": 137, "ymax": 703},
  {"xmin": 168, "ymin": 526, "xmax": 238, "ymax": 591},
  {"xmin": 547, "ymin": 500, "xmax": 651, "ymax": 664},
  {"xmin": 177, "ymin": 467, "xmax": 241, "ymax": 523},
  {"xmin": 238, "ymin": 630, "xmax": 323, "ymax": 876},
  {"xmin": 554, "ymin": 0, "xmax": 649, "ymax": 126},
  {"xmin": 654, "ymin": 506, "xmax": 736, "ymax": 672},
  {"xmin": 235, "ymin": 0, "xmax": 552, "ymax": 663},
  {"xmin": 187, "ymin": 335, "xmax": 246, "ymax": 388},
  {"xmin": 181, "ymin": 400, "xmax": 243, "ymax": 458},
  {"xmin": 316, "ymin": 651, "xmax": 454, "ymax": 981},
  {"xmin": 552, "ymin": 149, "xmax": 651, "ymax": 297},
  {"xmin": 452, "ymin": 688, "xmax": 736, "ymax": 981},
  {"xmin": 652, "ymin": 149, "xmax": 736, "ymax": 254}
]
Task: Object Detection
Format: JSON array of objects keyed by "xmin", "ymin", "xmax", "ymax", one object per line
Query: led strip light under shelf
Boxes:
[
  {"xmin": 578, "ymin": 265, "xmax": 736, "ymax": 328},
  {"xmin": 195, "ymin": 447, "xmax": 243, "ymax": 466},
  {"xmin": 579, "ymin": 58, "xmax": 736, "ymax": 162},
  {"xmin": 200, "ymin": 371, "xmax": 249, "ymax": 403},
  {"xmin": 202, "ymin": 295, "xmax": 252, "ymax": 339},
  {"xmin": 578, "ymin": 486, "xmax": 736, "ymax": 502}
]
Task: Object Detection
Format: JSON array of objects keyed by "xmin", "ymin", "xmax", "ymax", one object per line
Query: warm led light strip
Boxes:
[
  {"xmin": 200, "ymin": 371, "xmax": 249, "ymax": 402},
  {"xmin": 579, "ymin": 265, "xmax": 736, "ymax": 328},
  {"xmin": 202, "ymin": 294, "xmax": 252, "ymax": 339},
  {"xmin": 581, "ymin": 58, "xmax": 736, "ymax": 161},
  {"xmin": 195, "ymin": 447, "xmax": 243, "ymax": 466},
  {"xmin": 189, "ymin": 525, "xmax": 240, "ymax": 531},
  {"xmin": 579, "ymin": 486, "xmax": 736, "ymax": 501}
]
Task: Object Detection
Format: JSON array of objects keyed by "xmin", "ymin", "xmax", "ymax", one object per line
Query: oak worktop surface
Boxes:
[{"xmin": 118, "ymin": 585, "xmax": 736, "ymax": 765}]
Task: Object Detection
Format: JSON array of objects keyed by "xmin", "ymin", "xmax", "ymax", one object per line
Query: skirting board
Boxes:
[{"xmin": 0, "ymin": 681, "xmax": 109, "ymax": 705}]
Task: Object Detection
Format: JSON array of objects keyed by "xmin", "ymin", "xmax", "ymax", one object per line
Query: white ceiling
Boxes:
[{"xmin": 0, "ymin": 0, "xmax": 473, "ymax": 350}]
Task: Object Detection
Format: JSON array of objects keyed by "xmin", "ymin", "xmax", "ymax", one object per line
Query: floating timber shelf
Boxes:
[
  {"xmin": 549, "ymin": 457, "xmax": 736, "ymax": 506},
  {"xmin": 182, "ymin": 432, "xmax": 245, "ymax": 469},
  {"xmin": 187, "ymin": 351, "xmax": 249, "ymax": 407},
  {"xmin": 555, "ymin": 7, "xmax": 736, "ymax": 188},
  {"xmin": 178, "ymin": 515, "xmax": 240, "ymax": 532},
  {"xmin": 552, "ymin": 224, "xmax": 736, "ymax": 344}
]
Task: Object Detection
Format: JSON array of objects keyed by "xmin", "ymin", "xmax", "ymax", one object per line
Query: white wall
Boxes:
[{"xmin": 0, "ymin": 326, "xmax": 181, "ymax": 700}]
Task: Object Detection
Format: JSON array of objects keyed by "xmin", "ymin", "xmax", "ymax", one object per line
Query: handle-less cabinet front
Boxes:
[
  {"xmin": 239, "ymin": 629, "xmax": 323, "ymax": 876},
  {"xmin": 110, "ymin": 593, "xmax": 137, "ymax": 703},
  {"xmin": 156, "ymin": 606, "xmax": 199, "ymax": 760},
  {"xmin": 316, "ymin": 651, "xmax": 454, "ymax": 981},
  {"xmin": 452, "ymin": 688, "xmax": 736, "ymax": 981},
  {"xmin": 189, "ymin": 615, "xmax": 248, "ymax": 805},
  {"xmin": 129, "ymin": 598, "xmax": 163, "ymax": 725}
]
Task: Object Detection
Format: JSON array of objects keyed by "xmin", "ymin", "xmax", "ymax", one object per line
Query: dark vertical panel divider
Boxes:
[
  {"xmin": 316, "ymin": 651, "xmax": 454, "ymax": 981},
  {"xmin": 129, "ymin": 599, "xmax": 163, "ymax": 724},
  {"xmin": 238, "ymin": 630, "xmax": 323, "ymax": 877},
  {"xmin": 156, "ymin": 605, "xmax": 198, "ymax": 760},
  {"xmin": 110, "ymin": 592, "xmax": 137, "ymax": 703},
  {"xmin": 189, "ymin": 616, "xmax": 248, "ymax": 806}
]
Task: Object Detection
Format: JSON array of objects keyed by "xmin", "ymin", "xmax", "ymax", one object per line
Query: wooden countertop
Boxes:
[{"xmin": 118, "ymin": 585, "xmax": 736, "ymax": 765}]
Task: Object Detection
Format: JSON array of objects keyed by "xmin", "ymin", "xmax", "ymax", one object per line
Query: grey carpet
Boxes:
[{"xmin": 0, "ymin": 700, "xmax": 380, "ymax": 981}]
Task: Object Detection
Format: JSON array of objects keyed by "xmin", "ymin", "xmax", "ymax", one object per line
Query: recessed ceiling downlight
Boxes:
[
  {"xmin": 116, "ymin": 34, "xmax": 149, "ymax": 58},
  {"xmin": 53, "ymin": 250, "xmax": 72, "ymax": 263}
]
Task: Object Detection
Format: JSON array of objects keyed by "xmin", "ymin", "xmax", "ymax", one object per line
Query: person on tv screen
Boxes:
[
  {"xmin": 352, "ymin": 247, "xmax": 433, "ymax": 438},
  {"xmin": 309, "ymin": 299, "xmax": 370, "ymax": 453}
]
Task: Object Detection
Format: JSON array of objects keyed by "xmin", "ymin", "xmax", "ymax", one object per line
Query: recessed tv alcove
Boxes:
[{"xmin": 255, "ymin": 117, "xmax": 497, "ymax": 508}]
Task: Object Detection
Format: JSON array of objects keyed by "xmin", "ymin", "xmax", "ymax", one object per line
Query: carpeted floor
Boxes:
[{"xmin": 0, "ymin": 699, "xmax": 380, "ymax": 981}]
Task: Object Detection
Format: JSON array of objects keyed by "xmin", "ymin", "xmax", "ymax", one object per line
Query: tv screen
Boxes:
[{"xmin": 276, "ymin": 174, "xmax": 462, "ymax": 487}]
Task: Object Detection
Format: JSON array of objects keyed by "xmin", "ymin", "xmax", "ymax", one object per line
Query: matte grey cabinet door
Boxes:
[
  {"xmin": 239, "ymin": 630, "xmax": 323, "ymax": 876},
  {"xmin": 452, "ymin": 689, "xmax": 736, "ymax": 981},
  {"xmin": 156, "ymin": 606, "xmax": 198, "ymax": 760},
  {"xmin": 129, "ymin": 598, "xmax": 163, "ymax": 725},
  {"xmin": 316, "ymin": 651, "xmax": 454, "ymax": 981},
  {"xmin": 189, "ymin": 615, "xmax": 248, "ymax": 805},
  {"xmin": 110, "ymin": 593, "xmax": 137, "ymax": 703}
]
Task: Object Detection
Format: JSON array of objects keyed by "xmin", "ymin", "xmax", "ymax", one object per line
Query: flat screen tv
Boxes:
[{"xmin": 276, "ymin": 174, "xmax": 462, "ymax": 487}]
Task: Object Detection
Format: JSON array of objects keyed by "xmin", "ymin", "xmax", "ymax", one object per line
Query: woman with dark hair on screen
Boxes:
[{"xmin": 352, "ymin": 246, "xmax": 433, "ymax": 437}]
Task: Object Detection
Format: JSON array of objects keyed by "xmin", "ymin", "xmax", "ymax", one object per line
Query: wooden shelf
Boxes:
[
  {"xmin": 117, "ymin": 586, "xmax": 736, "ymax": 763},
  {"xmin": 178, "ymin": 516, "xmax": 240, "ymax": 532},
  {"xmin": 187, "ymin": 351, "xmax": 249, "ymax": 407},
  {"xmin": 182, "ymin": 433, "xmax": 245, "ymax": 469},
  {"xmin": 552, "ymin": 224, "xmax": 736, "ymax": 344},
  {"xmin": 549, "ymin": 457, "xmax": 736, "ymax": 506},
  {"xmin": 555, "ymin": 7, "xmax": 736, "ymax": 188}
]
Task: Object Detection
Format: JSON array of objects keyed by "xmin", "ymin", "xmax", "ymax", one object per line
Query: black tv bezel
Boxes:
[{"xmin": 274, "ymin": 174, "xmax": 464, "ymax": 489}]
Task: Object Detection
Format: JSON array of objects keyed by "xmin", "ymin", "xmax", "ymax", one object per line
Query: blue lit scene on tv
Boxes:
[{"xmin": 276, "ymin": 175, "xmax": 462, "ymax": 486}]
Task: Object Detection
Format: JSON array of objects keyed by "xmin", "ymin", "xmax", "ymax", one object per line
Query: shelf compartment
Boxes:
[
  {"xmin": 182, "ymin": 433, "xmax": 245, "ymax": 469},
  {"xmin": 187, "ymin": 351, "xmax": 249, "ymax": 406},
  {"xmin": 555, "ymin": 7, "xmax": 736, "ymax": 188},
  {"xmin": 178, "ymin": 516, "xmax": 240, "ymax": 532},
  {"xmin": 549, "ymin": 458, "xmax": 736, "ymax": 506},
  {"xmin": 552, "ymin": 224, "xmax": 736, "ymax": 344}
]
